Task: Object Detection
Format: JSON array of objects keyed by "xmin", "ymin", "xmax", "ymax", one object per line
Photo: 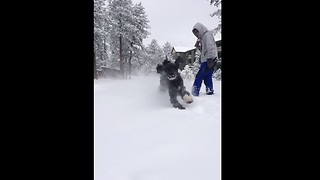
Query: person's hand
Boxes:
[
  {"xmin": 206, "ymin": 57, "xmax": 217, "ymax": 70},
  {"xmin": 194, "ymin": 39, "xmax": 201, "ymax": 48}
]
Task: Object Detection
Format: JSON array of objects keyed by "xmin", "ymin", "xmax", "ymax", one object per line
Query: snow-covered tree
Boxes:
[
  {"xmin": 106, "ymin": 0, "xmax": 150, "ymax": 78},
  {"xmin": 180, "ymin": 48, "xmax": 201, "ymax": 80},
  {"xmin": 162, "ymin": 42, "xmax": 174, "ymax": 61},
  {"xmin": 94, "ymin": 0, "xmax": 108, "ymax": 78},
  {"xmin": 180, "ymin": 65, "xmax": 194, "ymax": 80},
  {"xmin": 144, "ymin": 39, "xmax": 163, "ymax": 73},
  {"xmin": 129, "ymin": 48, "xmax": 145, "ymax": 75},
  {"xmin": 131, "ymin": 3, "xmax": 150, "ymax": 47},
  {"xmin": 127, "ymin": 2, "xmax": 150, "ymax": 78},
  {"xmin": 191, "ymin": 61, "xmax": 200, "ymax": 76},
  {"xmin": 209, "ymin": 0, "xmax": 221, "ymax": 35},
  {"xmin": 213, "ymin": 68, "xmax": 222, "ymax": 80},
  {"xmin": 191, "ymin": 49, "xmax": 201, "ymax": 75},
  {"xmin": 106, "ymin": 0, "xmax": 134, "ymax": 75}
]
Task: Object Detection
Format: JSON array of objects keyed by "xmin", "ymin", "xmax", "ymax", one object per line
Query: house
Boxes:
[
  {"xmin": 171, "ymin": 46, "xmax": 196, "ymax": 70},
  {"xmin": 171, "ymin": 39, "xmax": 222, "ymax": 70},
  {"xmin": 216, "ymin": 39, "xmax": 221, "ymax": 62},
  {"xmin": 215, "ymin": 39, "xmax": 222, "ymax": 71}
]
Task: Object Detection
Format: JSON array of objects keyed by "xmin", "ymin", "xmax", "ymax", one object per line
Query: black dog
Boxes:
[{"xmin": 156, "ymin": 58, "xmax": 193, "ymax": 109}]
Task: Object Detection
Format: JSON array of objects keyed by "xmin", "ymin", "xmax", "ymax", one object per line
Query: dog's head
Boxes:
[
  {"xmin": 163, "ymin": 61, "xmax": 179, "ymax": 80},
  {"xmin": 156, "ymin": 57, "xmax": 181, "ymax": 81}
]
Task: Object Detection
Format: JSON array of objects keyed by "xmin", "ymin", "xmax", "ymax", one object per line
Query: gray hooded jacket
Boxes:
[{"xmin": 193, "ymin": 22, "xmax": 218, "ymax": 63}]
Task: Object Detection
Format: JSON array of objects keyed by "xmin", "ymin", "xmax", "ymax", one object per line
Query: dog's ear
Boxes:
[
  {"xmin": 174, "ymin": 56, "xmax": 182, "ymax": 69},
  {"xmin": 163, "ymin": 59, "xmax": 170, "ymax": 66},
  {"xmin": 156, "ymin": 64, "xmax": 163, "ymax": 74}
]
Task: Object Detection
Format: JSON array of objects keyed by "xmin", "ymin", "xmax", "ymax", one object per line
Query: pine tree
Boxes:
[
  {"xmin": 94, "ymin": 0, "xmax": 108, "ymax": 78},
  {"xmin": 190, "ymin": 49, "xmax": 201, "ymax": 77},
  {"xmin": 180, "ymin": 48, "xmax": 202, "ymax": 80},
  {"xmin": 106, "ymin": 0, "xmax": 150, "ymax": 78},
  {"xmin": 162, "ymin": 42, "xmax": 174, "ymax": 61},
  {"xmin": 144, "ymin": 39, "xmax": 163, "ymax": 73},
  {"xmin": 127, "ymin": 2, "xmax": 150, "ymax": 78},
  {"xmin": 131, "ymin": 3, "xmax": 150, "ymax": 47},
  {"xmin": 180, "ymin": 65, "xmax": 194, "ymax": 80},
  {"xmin": 107, "ymin": 0, "xmax": 134, "ymax": 77},
  {"xmin": 213, "ymin": 68, "xmax": 222, "ymax": 80},
  {"xmin": 209, "ymin": 0, "xmax": 221, "ymax": 35},
  {"xmin": 129, "ymin": 47, "xmax": 146, "ymax": 75}
]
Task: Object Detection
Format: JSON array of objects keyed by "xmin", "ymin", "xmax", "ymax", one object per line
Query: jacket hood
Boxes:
[{"xmin": 193, "ymin": 22, "xmax": 208, "ymax": 39}]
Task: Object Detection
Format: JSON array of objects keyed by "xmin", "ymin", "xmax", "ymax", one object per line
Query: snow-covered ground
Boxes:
[{"xmin": 94, "ymin": 74, "xmax": 221, "ymax": 180}]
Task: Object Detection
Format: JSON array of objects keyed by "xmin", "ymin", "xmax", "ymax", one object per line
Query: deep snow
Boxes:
[{"xmin": 94, "ymin": 74, "xmax": 221, "ymax": 180}]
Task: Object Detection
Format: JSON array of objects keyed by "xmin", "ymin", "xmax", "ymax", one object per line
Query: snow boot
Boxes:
[{"xmin": 206, "ymin": 87, "xmax": 214, "ymax": 95}]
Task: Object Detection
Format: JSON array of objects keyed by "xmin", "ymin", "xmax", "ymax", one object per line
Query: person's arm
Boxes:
[
  {"xmin": 194, "ymin": 39, "xmax": 201, "ymax": 50},
  {"xmin": 203, "ymin": 33, "xmax": 218, "ymax": 70},
  {"xmin": 202, "ymin": 33, "xmax": 217, "ymax": 59}
]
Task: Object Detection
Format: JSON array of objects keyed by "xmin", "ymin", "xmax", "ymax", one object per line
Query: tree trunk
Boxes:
[
  {"xmin": 104, "ymin": 37, "xmax": 106, "ymax": 52},
  {"xmin": 119, "ymin": 35, "xmax": 124, "ymax": 78},
  {"xmin": 94, "ymin": 52, "xmax": 97, "ymax": 79},
  {"xmin": 129, "ymin": 57, "xmax": 132, "ymax": 79},
  {"xmin": 129, "ymin": 42, "xmax": 133, "ymax": 79},
  {"xmin": 100, "ymin": 45, "xmax": 103, "ymax": 63},
  {"xmin": 127, "ymin": 60, "xmax": 129, "ymax": 79}
]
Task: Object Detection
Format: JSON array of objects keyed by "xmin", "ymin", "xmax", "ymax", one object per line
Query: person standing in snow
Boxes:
[{"xmin": 191, "ymin": 22, "xmax": 218, "ymax": 96}]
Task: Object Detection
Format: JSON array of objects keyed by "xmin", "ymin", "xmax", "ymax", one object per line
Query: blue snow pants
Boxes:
[{"xmin": 192, "ymin": 61, "xmax": 214, "ymax": 96}]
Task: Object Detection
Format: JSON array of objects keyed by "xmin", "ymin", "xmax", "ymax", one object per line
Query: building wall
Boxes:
[
  {"xmin": 172, "ymin": 49, "xmax": 197, "ymax": 70},
  {"xmin": 191, "ymin": 50, "xmax": 195, "ymax": 64},
  {"xmin": 217, "ymin": 46, "xmax": 222, "ymax": 59},
  {"xmin": 177, "ymin": 52, "xmax": 186, "ymax": 70}
]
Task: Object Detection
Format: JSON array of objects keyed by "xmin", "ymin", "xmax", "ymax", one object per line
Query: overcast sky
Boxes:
[{"xmin": 131, "ymin": 0, "xmax": 221, "ymax": 47}]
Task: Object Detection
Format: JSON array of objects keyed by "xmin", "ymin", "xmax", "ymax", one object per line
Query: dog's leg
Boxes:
[
  {"xmin": 159, "ymin": 86, "xmax": 166, "ymax": 92},
  {"xmin": 179, "ymin": 86, "xmax": 193, "ymax": 104},
  {"xmin": 179, "ymin": 85, "xmax": 193, "ymax": 104},
  {"xmin": 169, "ymin": 87, "xmax": 185, "ymax": 109}
]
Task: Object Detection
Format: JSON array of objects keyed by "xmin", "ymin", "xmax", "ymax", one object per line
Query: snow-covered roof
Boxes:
[
  {"xmin": 216, "ymin": 39, "xmax": 221, "ymax": 47},
  {"xmin": 172, "ymin": 47, "xmax": 196, "ymax": 53}
]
